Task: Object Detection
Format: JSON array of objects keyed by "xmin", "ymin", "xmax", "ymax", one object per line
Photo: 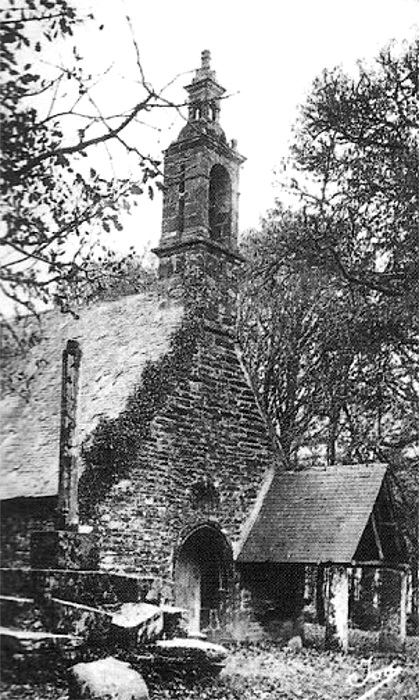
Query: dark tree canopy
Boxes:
[
  {"xmin": 284, "ymin": 39, "xmax": 418, "ymax": 305},
  {"xmin": 239, "ymin": 40, "xmax": 419, "ymax": 578},
  {"xmin": 240, "ymin": 209, "xmax": 418, "ymax": 470}
]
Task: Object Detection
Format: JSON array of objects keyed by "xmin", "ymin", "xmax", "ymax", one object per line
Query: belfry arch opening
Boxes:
[
  {"xmin": 174, "ymin": 525, "xmax": 233, "ymax": 634},
  {"xmin": 209, "ymin": 165, "xmax": 232, "ymax": 243}
]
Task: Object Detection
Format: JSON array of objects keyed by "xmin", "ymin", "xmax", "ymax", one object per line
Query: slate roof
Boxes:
[
  {"xmin": 0, "ymin": 292, "xmax": 184, "ymax": 500},
  {"xmin": 236, "ymin": 464, "xmax": 388, "ymax": 564}
]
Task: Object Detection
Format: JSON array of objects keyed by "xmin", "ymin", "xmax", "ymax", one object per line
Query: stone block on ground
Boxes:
[
  {"xmin": 69, "ymin": 657, "xmax": 149, "ymax": 700},
  {"xmin": 153, "ymin": 637, "xmax": 228, "ymax": 672},
  {"xmin": 111, "ymin": 603, "xmax": 163, "ymax": 648},
  {"xmin": 286, "ymin": 635, "xmax": 303, "ymax": 652}
]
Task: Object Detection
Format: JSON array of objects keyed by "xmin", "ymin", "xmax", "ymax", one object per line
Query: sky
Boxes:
[{"xmin": 71, "ymin": 0, "xmax": 418, "ymax": 255}]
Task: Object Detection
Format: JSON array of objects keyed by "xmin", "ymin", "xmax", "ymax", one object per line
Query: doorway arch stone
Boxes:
[{"xmin": 174, "ymin": 524, "xmax": 233, "ymax": 634}]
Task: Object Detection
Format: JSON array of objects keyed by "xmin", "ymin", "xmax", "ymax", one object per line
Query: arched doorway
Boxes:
[
  {"xmin": 174, "ymin": 525, "xmax": 233, "ymax": 634},
  {"xmin": 209, "ymin": 165, "xmax": 232, "ymax": 243}
]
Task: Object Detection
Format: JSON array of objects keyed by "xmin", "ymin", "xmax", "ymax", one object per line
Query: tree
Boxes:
[
  {"xmin": 239, "ymin": 212, "xmax": 333, "ymax": 465},
  {"xmin": 56, "ymin": 250, "xmax": 158, "ymax": 307},
  {"xmin": 282, "ymin": 39, "xmax": 418, "ymax": 306},
  {"xmin": 239, "ymin": 39, "xmax": 419, "ymax": 628},
  {"xmin": 240, "ymin": 208, "xmax": 418, "ymax": 469},
  {"xmin": 0, "ymin": 0, "xmax": 178, "ymax": 327},
  {"xmin": 241, "ymin": 205, "xmax": 419, "ymax": 628},
  {"xmin": 244, "ymin": 40, "xmax": 419, "ymax": 469}
]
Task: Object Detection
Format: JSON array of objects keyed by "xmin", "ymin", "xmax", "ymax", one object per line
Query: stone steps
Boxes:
[
  {"xmin": 48, "ymin": 597, "xmax": 113, "ymax": 646},
  {"xmin": 0, "ymin": 625, "xmax": 83, "ymax": 651},
  {"xmin": 0, "ymin": 566, "xmax": 191, "ymax": 682},
  {"xmin": 0, "ymin": 625, "xmax": 84, "ymax": 681},
  {"xmin": 0, "ymin": 594, "xmax": 45, "ymax": 631},
  {"xmin": 0, "ymin": 567, "xmax": 153, "ymax": 607},
  {"xmin": 0, "ymin": 568, "xmax": 32, "ymax": 598}
]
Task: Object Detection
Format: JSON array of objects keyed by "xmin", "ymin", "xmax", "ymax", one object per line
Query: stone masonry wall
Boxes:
[
  {"xmin": 81, "ymin": 318, "xmax": 277, "ymax": 593},
  {"xmin": 0, "ymin": 497, "xmax": 57, "ymax": 567},
  {"xmin": 158, "ymin": 236, "xmax": 243, "ymax": 333},
  {"xmin": 161, "ymin": 136, "xmax": 242, "ymax": 248}
]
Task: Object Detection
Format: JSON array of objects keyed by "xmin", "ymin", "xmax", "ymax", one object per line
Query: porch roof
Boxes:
[{"xmin": 236, "ymin": 464, "xmax": 388, "ymax": 564}]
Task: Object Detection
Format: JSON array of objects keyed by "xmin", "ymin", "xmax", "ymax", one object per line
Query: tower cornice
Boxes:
[
  {"xmin": 152, "ymin": 237, "xmax": 245, "ymax": 265},
  {"xmin": 166, "ymin": 129, "xmax": 246, "ymax": 165}
]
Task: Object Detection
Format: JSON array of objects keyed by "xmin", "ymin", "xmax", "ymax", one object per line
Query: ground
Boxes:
[{"xmin": 1, "ymin": 627, "xmax": 418, "ymax": 699}]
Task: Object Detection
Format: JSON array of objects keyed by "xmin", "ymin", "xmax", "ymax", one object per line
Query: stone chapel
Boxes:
[
  {"xmin": 1, "ymin": 50, "xmax": 279, "ymax": 636},
  {"xmin": 0, "ymin": 51, "xmax": 407, "ymax": 651}
]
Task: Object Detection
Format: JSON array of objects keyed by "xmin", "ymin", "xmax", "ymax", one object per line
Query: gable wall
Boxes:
[{"xmin": 81, "ymin": 321, "xmax": 277, "ymax": 592}]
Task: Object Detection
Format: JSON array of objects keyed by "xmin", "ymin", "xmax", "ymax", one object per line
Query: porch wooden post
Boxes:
[
  {"xmin": 57, "ymin": 339, "xmax": 82, "ymax": 529},
  {"xmin": 324, "ymin": 565, "xmax": 349, "ymax": 652},
  {"xmin": 379, "ymin": 567, "xmax": 407, "ymax": 652}
]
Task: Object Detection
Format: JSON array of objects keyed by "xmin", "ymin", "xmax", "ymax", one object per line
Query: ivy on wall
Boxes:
[{"xmin": 79, "ymin": 319, "xmax": 201, "ymax": 518}]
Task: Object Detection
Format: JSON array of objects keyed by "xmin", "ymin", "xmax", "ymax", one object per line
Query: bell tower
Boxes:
[{"xmin": 154, "ymin": 50, "xmax": 245, "ymax": 332}]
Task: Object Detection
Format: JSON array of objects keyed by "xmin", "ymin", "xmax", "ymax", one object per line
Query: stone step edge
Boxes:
[
  {"xmin": 0, "ymin": 595, "xmax": 34, "ymax": 604},
  {"xmin": 0, "ymin": 625, "xmax": 82, "ymax": 641}
]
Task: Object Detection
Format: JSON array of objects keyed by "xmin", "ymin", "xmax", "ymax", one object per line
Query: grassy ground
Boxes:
[{"xmin": 2, "ymin": 627, "xmax": 418, "ymax": 699}]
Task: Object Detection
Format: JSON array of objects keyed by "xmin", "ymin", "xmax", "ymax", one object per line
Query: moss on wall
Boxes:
[{"xmin": 79, "ymin": 319, "xmax": 201, "ymax": 518}]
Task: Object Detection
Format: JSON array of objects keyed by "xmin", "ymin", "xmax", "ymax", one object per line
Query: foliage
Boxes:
[
  {"xmin": 240, "ymin": 209, "xmax": 419, "ymax": 472},
  {"xmin": 2, "ymin": 633, "xmax": 419, "ymax": 699},
  {"xmin": 0, "ymin": 0, "xmax": 175, "ymax": 326},
  {"xmin": 239, "ymin": 37, "xmax": 419, "ymax": 501},
  {"xmin": 239, "ymin": 39, "xmax": 419, "ymax": 619},
  {"xmin": 240, "ymin": 219, "xmax": 331, "ymax": 463},
  {"xmin": 55, "ymin": 250, "xmax": 158, "ymax": 306},
  {"xmin": 79, "ymin": 320, "xmax": 201, "ymax": 518},
  {"xmin": 282, "ymin": 39, "xmax": 419, "ymax": 306}
]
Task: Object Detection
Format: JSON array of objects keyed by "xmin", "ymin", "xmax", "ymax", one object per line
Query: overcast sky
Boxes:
[{"xmin": 71, "ymin": 0, "xmax": 419, "ymax": 255}]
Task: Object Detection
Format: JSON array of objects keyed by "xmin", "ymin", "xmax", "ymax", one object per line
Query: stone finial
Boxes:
[{"xmin": 201, "ymin": 49, "xmax": 211, "ymax": 70}]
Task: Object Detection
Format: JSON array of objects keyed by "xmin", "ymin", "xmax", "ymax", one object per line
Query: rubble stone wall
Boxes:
[
  {"xmin": 83, "ymin": 317, "xmax": 277, "ymax": 590},
  {"xmin": 0, "ymin": 497, "xmax": 57, "ymax": 567}
]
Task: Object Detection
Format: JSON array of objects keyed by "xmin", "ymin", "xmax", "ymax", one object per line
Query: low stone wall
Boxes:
[
  {"xmin": 0, "ymin": 497, "xmax": 57, "ymax": 568},
  {"xmin": 234, "ymin": 562, "xmax": 306, "ymax": 643},
  {"xmin": 0, "ymin": 567, "xmax": 154, "ymax": 609},
  {"xmin": 0, "ymin": 568, "xmax": 34, "ymax": 598},
  {"xmin": 30, "ymin": 531, "xmax": 100, "ymax": 571},
  {"xmin": 47, "ymin": 598, "xmax": 113, "ymax": 648}
]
